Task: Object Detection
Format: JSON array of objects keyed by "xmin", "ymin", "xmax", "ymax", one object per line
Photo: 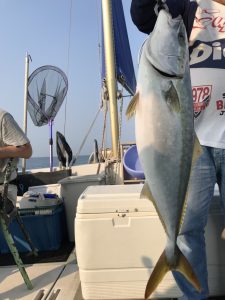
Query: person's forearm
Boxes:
[
  {"xmin": 130, "ymin": 0, "xmax": 197, "ymax": 38},
  {"xmin": 0, "ymin": 143, "xmax": 32, "ymax": 159}
]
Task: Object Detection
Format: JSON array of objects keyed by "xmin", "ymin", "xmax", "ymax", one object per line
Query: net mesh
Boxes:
[{"xmin": 27, "ymin": 65, "xmax": 68, "ymax": 126}]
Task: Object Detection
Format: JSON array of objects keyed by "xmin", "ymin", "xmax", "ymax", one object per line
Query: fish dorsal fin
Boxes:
[
  {"xmin": 141, "ymin": 182, "xmax": 168, "ymax": 234},
  {"xmin": 126, "ymin": 92, "xmax": 139, "ymax": 119},
  {"xmin": 179, "ymin": 133, "xmax": 203, "ymax": 231}
]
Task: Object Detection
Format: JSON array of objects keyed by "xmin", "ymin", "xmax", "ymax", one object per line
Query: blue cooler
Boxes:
[{"xmin": 0, "ymin": 203, "xmax": 67, "ymax": 253}]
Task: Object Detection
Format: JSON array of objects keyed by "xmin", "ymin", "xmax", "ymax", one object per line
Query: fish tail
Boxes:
[
  {"xmin": 145, "ymin": 250, "xmax": 169, "ymax": 299},
  {"xmin": 175, "ymin": 247, "xmax": 201, "ymax": 293},
  {"xmin": 144, "ymin": 248, "xmax": 201, "ymax": 299}
]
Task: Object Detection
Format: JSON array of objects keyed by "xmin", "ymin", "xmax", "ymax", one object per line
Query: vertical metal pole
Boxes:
[
  {"xmin": 22, "ymin": 52, "xmax": 30, "ymax": 174},
  {"xmin": 49, "ymin": 119, "xmax": 53, "ymax": 172},
  {"xmin": 102, "ymin": 0, "xmax": 119, "ymax": 159}
]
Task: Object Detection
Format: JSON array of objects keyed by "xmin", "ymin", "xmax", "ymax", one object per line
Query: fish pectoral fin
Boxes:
[
  {"xmin": 165, "ymin": 81, "xmax": 181, "ymax": 113},
  {"xmin": 140, "ymin": 182, "xmax": 153, "ymax": 201},
  {"xmin": 126, "ymin": 92, "xmax": 139, "ymax": 119},
  {"xmin": 192, "ymin": 133, "xmax": 202, "ymax": 164},
  {"xmin": 145, "ymin": 251, "xmax": 169, "ymax": 299},
  {"xmin": 141, "ymin": 182, "xmax": 168, "ymax": 234},
  {"xmin": 175, "ymin": 248, "xmax": 201, "ymax": 293}
]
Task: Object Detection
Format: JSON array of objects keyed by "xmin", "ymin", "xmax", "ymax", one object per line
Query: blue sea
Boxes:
[{"xmin": 17, "ymin": 155, "xmax": 89, "ymax": 171}]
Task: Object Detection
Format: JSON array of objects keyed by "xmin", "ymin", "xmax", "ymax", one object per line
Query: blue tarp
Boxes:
[{"xmin": 101, "ymin": 0, "xmax": 136, "ymax": 96}]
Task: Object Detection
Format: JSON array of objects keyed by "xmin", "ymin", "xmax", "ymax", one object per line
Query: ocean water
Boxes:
[{"xmin": 18, "ymin": 155, "xmax": 89, "ymax": 171}]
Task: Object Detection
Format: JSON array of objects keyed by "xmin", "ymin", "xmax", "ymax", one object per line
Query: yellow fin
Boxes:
[
  {"xmin": 145, "ymin": 248, "xmax": 201, "ymax": 299},
  {"xmin": 193, "ymin": 133, "xmax": 202, "ymax": 164},
  {"xmin": 179, "ymin": 185, "xmax": 189, "ymax": 233},
  {"xmin": 179, "ymin": 133, "xmax": 203, "ymax": 231},
  {"xmin": 145, "ymin": 251, "xmax": 169, "ymax": 299},
  {"xmin": 175, "ymin": 247, "xmax": 201, "ymax": 293},
  {"xmin": 126, "ymin": 92, "xmax": 139, "ymax": 119},
  {"xmin": 140, "ymin": 181, "xmax": 153, "ymax": 201}
]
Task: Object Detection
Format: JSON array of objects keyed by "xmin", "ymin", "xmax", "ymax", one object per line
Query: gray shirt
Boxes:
[{"xmin": 0, "ymin": 109, "xmax": 30, "ymax": 183}]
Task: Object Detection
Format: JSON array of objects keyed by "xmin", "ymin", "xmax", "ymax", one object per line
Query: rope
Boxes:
[
  {"xmin": 70, "ymin": 105, "xmax": 102, "ymax": 166},
  {"xmin": 99, "ymin": 83, "xmax": 109, "ymax": 160},
  {"xmin": 96, "ymin": 85, "xmax": 124, "ymax": 183},
  {"xmin": 114, "ymin": 88, "xmax": 124, "ymax": 183},
  {"xmin": 95, "ymin": 0, "xmax": 103, "ymax": 80},
  {"xmin": 63, "ymin": 0, "xmax": 73, "ymax": 136},
  {"xmin": 95, "ymin": 89, "xmax": 109, "ymax": 175},
  {"xmin": 63, "ymin": 0, "xmax": 102, "ymax": 137}
]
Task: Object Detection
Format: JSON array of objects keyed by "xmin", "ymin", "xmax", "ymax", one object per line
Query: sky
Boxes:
[{"xmin": 0, "ymin": 0, "xmax": 146, "ymax": 158}]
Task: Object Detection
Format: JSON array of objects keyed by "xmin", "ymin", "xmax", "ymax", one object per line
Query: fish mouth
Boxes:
[{"xmin": 151, "ymin": 64, "xmax": 183, "ymax": 79}]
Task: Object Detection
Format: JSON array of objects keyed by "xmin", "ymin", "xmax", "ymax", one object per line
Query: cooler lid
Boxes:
[{"xmin": 76, "ymin": 184, "xmax": 153, "ymax": 214}]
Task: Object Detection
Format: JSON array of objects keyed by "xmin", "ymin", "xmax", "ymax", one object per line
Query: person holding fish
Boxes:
[
  {"xmin": 0, "ymin": 108, "xmax": 32, "ymax": 214},
  {"xmin": 129, "ymin": 0, "xmax": 225, "ymax": 299}
]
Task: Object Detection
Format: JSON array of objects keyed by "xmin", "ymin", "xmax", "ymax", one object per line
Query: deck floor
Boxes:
[
  {"xmin": 1, "ymin": 262, "xmax": 224, "ymax": 300},
  {"xmin": 1, "ymin": 249, "xmax": 224, "ymax": 300},
  {"xmin": 0, "ymin": 263, "xmax": 66, "ymax": 299}
]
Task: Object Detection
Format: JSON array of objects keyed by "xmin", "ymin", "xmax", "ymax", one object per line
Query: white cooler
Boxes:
[
  {"xmin": 75, "ymin": 184, "xmax": 182, "ymax": 299},
  {"xmin": 59, "ymin": 173, "xmax": 105, "ymax": 242},
  {"xmin": 75, "ymin": 184, "xmax": 225, "ymax": 299}
]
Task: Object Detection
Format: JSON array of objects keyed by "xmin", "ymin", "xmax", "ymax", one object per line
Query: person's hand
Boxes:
[
  {"xmin": 221, "ymin": 228, "xmax": 225, "ymax": 240},
  {"xmin": 160, "ymin": 0, "xmax": 186, "ymax": 19}
]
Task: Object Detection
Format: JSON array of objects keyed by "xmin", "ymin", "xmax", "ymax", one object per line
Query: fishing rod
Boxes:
[{"xmin": 0, "ymin": 158, "xmax": 37, "ymax": 290}]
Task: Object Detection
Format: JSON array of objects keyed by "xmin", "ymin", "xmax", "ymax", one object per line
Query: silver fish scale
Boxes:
[{"xmin": 135, "ymin": 9, "xmax": 194, "ymax": 266}]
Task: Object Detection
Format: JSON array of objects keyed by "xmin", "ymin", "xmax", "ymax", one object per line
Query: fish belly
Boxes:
[{"xmin": 135, "ymin": 73, "xmax": 193, "ymax": 245}]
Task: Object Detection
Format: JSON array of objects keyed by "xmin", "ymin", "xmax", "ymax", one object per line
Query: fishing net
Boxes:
[{"xmin": 27, "ymin": 65, "xmax": 68, "ymax": 126}]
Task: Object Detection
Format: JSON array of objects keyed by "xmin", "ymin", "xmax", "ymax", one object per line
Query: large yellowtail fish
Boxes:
[{"xmin": 126, "ymin": 8, "xmax": 202, "ymax": 299}]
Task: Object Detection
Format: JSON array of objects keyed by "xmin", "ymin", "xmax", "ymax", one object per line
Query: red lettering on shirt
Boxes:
[
  {"xmin": 193, "ymin": 85, "xmax": 212, "ymax": 112},
  {"xmin": 193, "ymin": 8, "xmax": 225, "ymax": 32}
]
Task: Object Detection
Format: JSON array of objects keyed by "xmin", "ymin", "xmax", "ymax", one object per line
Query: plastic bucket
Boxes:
[{"xmin": 123, "ymin": 145, "xmax": 145, "ymax": 179}]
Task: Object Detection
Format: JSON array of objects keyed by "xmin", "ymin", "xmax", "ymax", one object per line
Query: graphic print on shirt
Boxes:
[
  {"xmin": 187, "ymin": 0, "xmax": 225, "ymax": 148},
  {"xmin": 189, "ymin": 6, "xmax": 225, "ymax": 69},
  {"xmin": 189, "ymin": 4, "xmax": 225, "ymax": 119},
  {"xmin": 216, "ymin": 92, "xmax": 225, "ymax": 116},
  {"xmin": 192, "ymin": 85, "xmax": 212, "ymax": 118},
  {"xmin": 190, "ymin": 38, "xmax": 225, "ymax": 69}
]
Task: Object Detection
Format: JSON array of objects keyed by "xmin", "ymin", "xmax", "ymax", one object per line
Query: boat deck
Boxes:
[
  {"xmin": 0, "ymin": 251, "xmax": 78, "ymax": 300},
  {"xmin": 1, "ymin": 228, "xmax": 224, "ymax": 299},
  {"xmin": 1, "ymin": 183, "xmax": 225, "ymax": 299},
  {"xmin": 1, "ymin": 255, "xmax": 224, "ymax": 300}
]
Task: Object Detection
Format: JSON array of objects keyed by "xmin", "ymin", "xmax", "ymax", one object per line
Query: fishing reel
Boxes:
[{"xmin": 154, "ymin": 0, "xmax": 169, "ymax": 15}]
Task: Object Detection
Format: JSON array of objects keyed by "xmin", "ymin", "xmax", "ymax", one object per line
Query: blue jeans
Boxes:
[{"xmin": 173, "ymin": 146, "xmax": 225, "ymax": 300}]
